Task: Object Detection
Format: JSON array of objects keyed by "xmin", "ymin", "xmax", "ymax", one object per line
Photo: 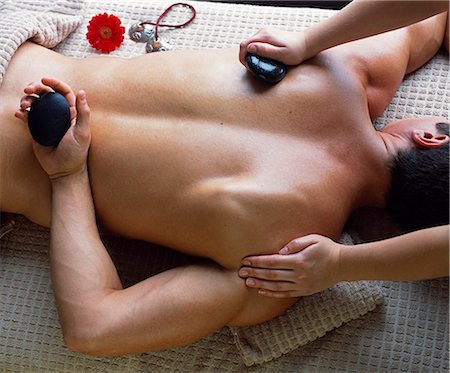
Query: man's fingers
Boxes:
[
  {"xmin": 14, "ymin": 109, "xmax": 28, "ymax": 122},
  {"xmin": 41, "ymin": 77, "xmax": 77, "ymax": 110},
  {"xmin": 74, "ymin": 90, "xmax": 91, "ymax": 138},
  {"xmin": 20, "ymin": 95, "xmax": 37, "ymax": 110},
  {"xmin": 24, "ymin": 78, "xmax": 75, "ymax": 106},
  {"xmin": 16, "ymin": 94, "xmax": 37, "ymax": 122},
  {"xmin": 23, "ymin": 82, "xmax": 53, "ymax": 96},
  {"xmin": 76, "ymin": 91, "xmax": 90, "ymax": 118},
  {"xmin": 23, "ymin": 78, "xmax": 77, "ymax": 123}
]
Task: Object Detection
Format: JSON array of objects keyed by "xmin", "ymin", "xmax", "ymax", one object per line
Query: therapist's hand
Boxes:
[
  {"xmin": 239, "ymin": 234, "xmax": 342, "ymax": 297},
  {"xmin": 239, "ymin": 27, "xmax": 308, "ymax": 68}
]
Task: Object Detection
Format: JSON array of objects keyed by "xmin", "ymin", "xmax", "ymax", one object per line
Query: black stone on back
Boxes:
[
  {"xmin": 245, "ymin": 53, "xmax": 287, "ymax": 83},
  {"xmin": 28, "ymin": 92, "xmax": 71, "ymax": 147}
]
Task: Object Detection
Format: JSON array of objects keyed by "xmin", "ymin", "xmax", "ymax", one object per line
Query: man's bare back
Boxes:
[
  {"xmin": 0, "ymin": 32, "xmax": 407, "ymax": 267},
  {"xmin": 0, "ymin": 14, "xmax": 447, "ymax": 354}
]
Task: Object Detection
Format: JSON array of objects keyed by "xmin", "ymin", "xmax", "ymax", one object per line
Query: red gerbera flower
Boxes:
[{"xmin": 86, "ymin": 13, "xmax": 125, "ymax": 53}]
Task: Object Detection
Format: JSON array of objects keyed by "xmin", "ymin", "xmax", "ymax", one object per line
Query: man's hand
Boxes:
[
  {"xmin": 15, "ymin": 77, "xmax": 91, "ymax": 180},
  {"xmin": 239, "ymin": 27, "xmax": 308, "ymax": 68},
  {"xmin": 239, "ymin": 234, "xmax": 342, "ymax": 297}
]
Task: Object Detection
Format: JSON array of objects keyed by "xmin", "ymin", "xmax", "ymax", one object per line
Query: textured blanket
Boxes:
[
  {"xmin": 0, "ymin": 0, "xmax": 83, "ymax": 87},
  {"xmin": 1, "ymin": 0, "xmax": 448, "ymax": 371}
]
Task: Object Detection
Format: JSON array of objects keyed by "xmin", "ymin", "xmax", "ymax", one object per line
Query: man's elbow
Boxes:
[
  {"xmin": 59, "ymin": 304, "xmax": 121, "ymax": 356},
  {"xmin": 64, "ymin": 334, "xmax": 95, "ymax": 355},
  {"xmin": 62, "ymin": 324, "xmax": 112, "ymax": 356}
]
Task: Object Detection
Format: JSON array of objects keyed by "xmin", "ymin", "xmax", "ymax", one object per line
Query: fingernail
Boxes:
[
  {"xmin": 246, "ymin": 279, "xmax": 255, "ymax": 286},
  {"xmin": 280, "ymin": 247, "xmax": 289, "ymax": 255},
  {"xmin": 248, "ymin": 45, "xmax": 256, "ymax": 52},
  {"xmin": 239, "ymin": 269, "xmax": 248, "ymax": 277},
  {"xmin": 242, "ymin": 259, "xmax": 251, "ymax": 266},
  {"xmin": 258, "ymin": 289, "xmax": 266, "ymax": 295}
]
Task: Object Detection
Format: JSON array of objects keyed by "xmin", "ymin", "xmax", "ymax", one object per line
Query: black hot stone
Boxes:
[
  {"xmin": 245, "ymin": 53, "xmax": 287, "ymax": 83},
  {"xmin": 28, "ymin": 92, "xmax": 71, "ymax": 147}
]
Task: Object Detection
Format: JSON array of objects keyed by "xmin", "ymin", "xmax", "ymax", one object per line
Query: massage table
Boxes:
[{"xmin": 0, "ymin": 0, "xmax": 448, "ymax": 371}]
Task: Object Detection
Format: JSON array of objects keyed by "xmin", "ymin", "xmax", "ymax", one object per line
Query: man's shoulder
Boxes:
[{"xmin": 318, "ymin": 41, "xmax": 406, "ymax": 120}]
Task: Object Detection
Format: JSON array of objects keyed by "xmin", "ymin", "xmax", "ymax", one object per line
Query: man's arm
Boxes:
[
  {"xmin": 240, "ymin": 226, "xmax": 449, "ymax": 298},
  {"xmin": 50, "ymin": 161, "xmax": 295, "ymax": 355},
  {"xmin": 21, "ymin": 78, "xmax": 295, "ymax": 355},
  {"xmin": 334, "ymin": 12, "xmax": 447, "ymax": 120}
]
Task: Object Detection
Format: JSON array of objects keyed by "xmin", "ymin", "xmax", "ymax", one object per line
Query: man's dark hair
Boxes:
[{"xmin": 385, "ymin": 122, "xmax": 449, "ymax": 231}]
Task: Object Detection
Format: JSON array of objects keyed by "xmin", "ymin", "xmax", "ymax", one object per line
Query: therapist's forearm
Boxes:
[
  {"xmin": 305, "ymin": 0, "xmax": 447, "ymax": 59},
  {"xmin": 339, "ymin": 225, "xmax": 449, "ymax": 282}
]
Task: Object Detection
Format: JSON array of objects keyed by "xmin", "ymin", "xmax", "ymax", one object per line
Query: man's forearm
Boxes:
[
  {"xmin": 305, "ymin": 0, "xmax": 447, "ymax": 59},
  {"xmin": 339, "ymin": 225, "xmax": 449, "ymax": 282},
  {"xmin": 50, "ymin": 169, "xmax": 122, "ymax": 333}
]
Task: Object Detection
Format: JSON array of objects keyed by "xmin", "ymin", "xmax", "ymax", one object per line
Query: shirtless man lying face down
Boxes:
[{"xmin": 1, "ymin": 13, "xmax": 448, "ymax": 355}]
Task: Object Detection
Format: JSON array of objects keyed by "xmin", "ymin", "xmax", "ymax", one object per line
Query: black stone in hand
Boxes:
[
  {"xmin": 245, "ymin": 53, "xmax": 287, "ymax": 83},
  {"xmin": 28, "ymin": 92, "xmax": 71, "ymax": 147}
]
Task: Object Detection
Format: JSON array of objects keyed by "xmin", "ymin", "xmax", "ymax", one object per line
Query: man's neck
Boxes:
[{"xmin": 352, "ymin": 131, "xmax": 392, "ymax": 210}]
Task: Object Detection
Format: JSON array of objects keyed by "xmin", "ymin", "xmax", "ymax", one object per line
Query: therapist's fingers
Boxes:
[
  {"xmin": 241, "ymin": 253, "xmax": 294, "ymax": 269},
  {"xmin": 244, "ymin": 277, "xmax": 296, "ymax": 292},
  {"xmin": 244, "ymin": 42, "xmax": 288, "ymax": 61},
  {"xmin": 256, "ymin": 289, "xmax": 302, "ymax": 298},
  {"xmin": 239, "ymin": 27, "xmax": 277, "ymax": 66},
  {"xmin": 239, "ymin": 39, "xmax": 251, "ymax": 67},
  {"xmin": 239, "ymin": 267, "xmax": 292, "ymax": 281}
]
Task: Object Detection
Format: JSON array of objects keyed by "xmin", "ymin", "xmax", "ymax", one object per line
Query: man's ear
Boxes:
[{"xmin": 412, "ymin": 130, "xmax": 450, "ymax": 149}]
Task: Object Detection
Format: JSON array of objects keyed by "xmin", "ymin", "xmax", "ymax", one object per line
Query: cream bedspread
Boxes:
[{"xmin": 0, "ymin": 0, "xmax": 448, "ymax": 371}]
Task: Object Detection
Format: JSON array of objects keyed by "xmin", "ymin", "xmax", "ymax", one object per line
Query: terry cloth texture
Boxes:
[
  {"xmin": 1, "ymin": 0, "xmax": 449, "ymax": 371},
  {"xmin": 0, "ymin": 0, "xmax": 84, "ymax": 87},
  {"xmin": 1, "ymin": 216, "xmax": 382, "ymax": 370},
  {"xmin": 0, "ymin": 0, "xmax": 382, "ymax": 366}
]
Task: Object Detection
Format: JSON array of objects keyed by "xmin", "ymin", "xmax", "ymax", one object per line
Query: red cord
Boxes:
[{"xmin": 141, "ymin": 3, "xmax": 196, "ymax": 40}]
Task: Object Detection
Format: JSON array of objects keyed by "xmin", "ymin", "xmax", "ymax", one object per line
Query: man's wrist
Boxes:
[{"xmin": 50, "ymin": 166, "xmax": 89, "ymax": 187}]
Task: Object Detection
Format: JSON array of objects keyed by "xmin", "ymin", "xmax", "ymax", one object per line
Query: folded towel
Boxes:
[{"xmin": 0, "ymin": 0, "xmax": 83, "ymax": 87}]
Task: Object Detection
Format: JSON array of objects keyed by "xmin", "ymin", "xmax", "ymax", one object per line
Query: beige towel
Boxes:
[
  {"xmin": 0, "ymin": 0, "xmax": 83, "ymax": 86},
  {"xmin": 1, "ymin": 0, "xmax": 389, "ymax": 368}
]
